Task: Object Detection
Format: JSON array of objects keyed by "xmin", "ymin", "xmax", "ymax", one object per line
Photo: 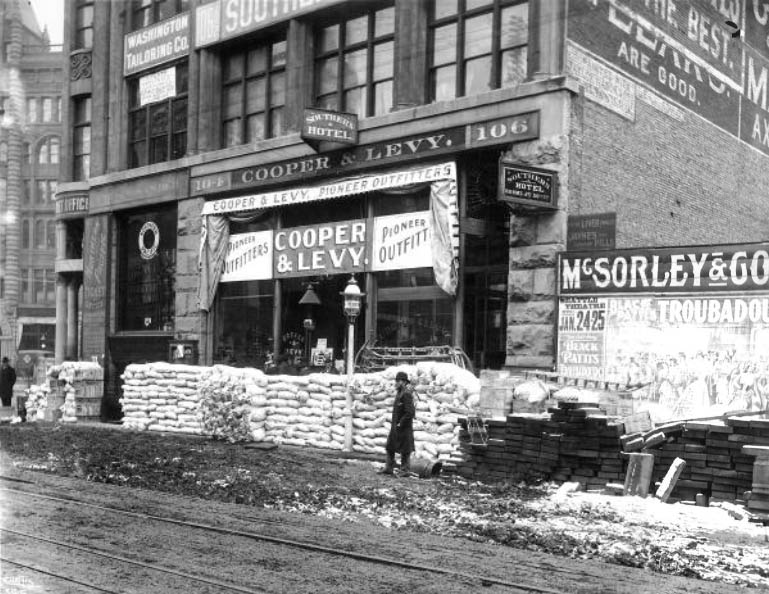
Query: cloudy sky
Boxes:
[{"xmin": 29, "ymin": 0, "xmax": 64, "ymax": 46}]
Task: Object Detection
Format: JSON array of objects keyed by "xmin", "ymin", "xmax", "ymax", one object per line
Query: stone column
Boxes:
[
  {"xmin": 55, "ymin": 276, "xmax": 68, "ymax": 363},
  {"xmin": 66, "ymin": 279, "xmax": 79, "ymax": 359}
]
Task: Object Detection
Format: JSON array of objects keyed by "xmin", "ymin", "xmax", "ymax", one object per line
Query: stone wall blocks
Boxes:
[{"xmin": 510, "ymin": 244, "xmax": 563, "ymax": 269}]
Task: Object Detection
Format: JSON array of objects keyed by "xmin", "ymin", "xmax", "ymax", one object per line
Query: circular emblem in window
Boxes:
[{"xmin": 139, "ymin": 221, "xmax": 160, "ymax": 260}]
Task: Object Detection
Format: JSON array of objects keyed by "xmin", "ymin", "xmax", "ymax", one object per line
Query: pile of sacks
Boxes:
[
  {"xmin": 24, "ymin": 384, "xmax": 50, "ymax": 421},
  {"xmin": 120, "ymin": 363, "xmax": 205, "ymax": 433},
  {"xmin": 121, "ymin": 361, "xmax": 481, "ymax": 462}
]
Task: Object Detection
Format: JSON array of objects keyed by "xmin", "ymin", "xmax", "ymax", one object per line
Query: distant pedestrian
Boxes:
[
  {"xmin": 0, "ymin": 357, "xmax": 16, "ymax": 407},
  {"xmin": 381, "ymin": 371, "xmax": 415, "ymax": 477}
]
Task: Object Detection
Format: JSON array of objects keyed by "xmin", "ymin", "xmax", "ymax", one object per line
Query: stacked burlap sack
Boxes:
[
  {"xmin": 120, "ymin": 363, "xmax": 205, "ymax": 433},
  {"xmin": 24, "ymin": 384, "xmax": 50, "ymax": 421},
  {"xmin": 120, "ymin": 361, "xmax": 481, "ymax": 462}
]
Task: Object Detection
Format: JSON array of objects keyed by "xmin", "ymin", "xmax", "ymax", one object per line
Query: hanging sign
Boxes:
[
  {"xmin": 124, "ymin": 12, "xmax": 190, "ymax": 76},
  {"xmin": 499, "ymin": 161, "xmax": 558, "ymax": 209},
  {"xmin": 371, "ymin": 211, "xmax": 431, "ymax": 272},
  {"xmin": 274, "ymin": 219, "xmax": 367, "ymax": 278},
  {"xmin": 301, "ymin": 108, "xmax": 358, "ymax": 147},
  {"xmin": 139, "ymin": 66, "xmax": 176, "ymax": 106},
  {"xmin": 221, "ymin": 230, "xmax": 273, "ymax": 282}
]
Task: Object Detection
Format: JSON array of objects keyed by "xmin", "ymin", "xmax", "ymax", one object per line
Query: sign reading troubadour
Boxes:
[
  {"xmin": 498, "ymin": 161, "xmax": 557, "ymax": 210},
  {"xmin": 301, "ymin": 108, "xmax": 358, "ymax": 148}
]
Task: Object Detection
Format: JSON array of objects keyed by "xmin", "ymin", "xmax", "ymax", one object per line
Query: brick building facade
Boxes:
[{"xmin": 53, "ymin": 0, "xmax": 769, "ymax": 418}]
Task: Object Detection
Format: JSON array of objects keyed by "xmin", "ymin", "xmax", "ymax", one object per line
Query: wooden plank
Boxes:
[{"xmin": 623, "ymin": 453, "xmax": 655, "ymax": 497}]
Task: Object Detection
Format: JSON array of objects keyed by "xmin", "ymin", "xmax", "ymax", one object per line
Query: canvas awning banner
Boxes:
[{"xmin": 201, "ymin": 162, "xmax": 456, "ymax": 215}]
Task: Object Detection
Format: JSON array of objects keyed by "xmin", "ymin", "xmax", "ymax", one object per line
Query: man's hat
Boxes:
[
  {"xmin": 395, "ymin": 371, "xmax": 409, "ymax": 383},
  {"xmin": 1, "ymin": 357, "xmax": 8, "ymax": 363}
]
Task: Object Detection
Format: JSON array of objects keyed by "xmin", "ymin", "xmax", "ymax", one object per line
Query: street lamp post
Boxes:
[{"xmin": 341, "ymin": 275, "xmax": 364, "ymax": 451}]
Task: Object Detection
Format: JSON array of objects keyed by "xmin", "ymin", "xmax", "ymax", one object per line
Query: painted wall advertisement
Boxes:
[
  {"xmin": 568, "ymin": 0, "xmax": 769, "ymax": 156},
  {"xmin": 124, "ymin": 12, "xmax": 190, "ymax": 76},
  {"xmin": 558, "ymin": 243, "xmax": 769, "ymax": 422}
]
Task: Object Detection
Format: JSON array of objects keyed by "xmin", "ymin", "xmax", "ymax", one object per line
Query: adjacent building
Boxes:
[
  {"xmin": 0, "ymin": 0, "xmax": 62, "ymax": 380},
  {"xmin": 54, "ymin": 0, "xmax": 769, "ymax": 420}
]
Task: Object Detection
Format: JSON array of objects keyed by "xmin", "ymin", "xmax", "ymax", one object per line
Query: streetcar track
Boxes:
[
  {"xmin": 1, "ymin": 528, "xmax": 267, "ymax": 594},
  {"xmin": 1, "ymin": 482, "xmax": 563, "ymax": 594},
  {"xmin": 1, "ymin": 556, "xmax": 123, "ymax": 594}
]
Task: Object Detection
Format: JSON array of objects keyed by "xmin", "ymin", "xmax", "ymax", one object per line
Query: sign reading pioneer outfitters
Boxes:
[
  {"xmin": 301, "ymin": 108, "xmax": 358, "ymax": 146},
  {"xmin": 559, "ymin": 243, "xmax": 769, "ymax": 295},
  {"xmin": 498, "ymin": 162, "xmax": 557, "ymax": 209},
  {"xmin": 124, "ymin": 12, "xmax": 190, "ymax": 76}
]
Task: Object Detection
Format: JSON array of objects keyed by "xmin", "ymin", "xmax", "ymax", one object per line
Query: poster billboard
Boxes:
[
  {"xmin": 558, "ymin": 293, "xmax": 769, "ymax": 422},
  {"xmin": 221, "ymin": 230, "xmax": 273, "ymax": 282}
]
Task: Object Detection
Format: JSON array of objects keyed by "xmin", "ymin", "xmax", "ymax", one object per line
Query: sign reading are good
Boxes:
[
  {"xmin": 371, "ymin": 211, "xmax": 431, "ymax": 271},
  {"xmin": 274, "ymin": 219, "xmax": 367, "ymax": 278}
]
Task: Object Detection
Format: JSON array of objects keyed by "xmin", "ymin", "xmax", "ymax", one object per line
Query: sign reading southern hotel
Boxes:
[
  {"xmin": 559, "ymin": 243, "xmax": 769, "ymax": 294},
  {"xmin": 124, "ymin": 13, "xmax": 190, "ymax": 76}
]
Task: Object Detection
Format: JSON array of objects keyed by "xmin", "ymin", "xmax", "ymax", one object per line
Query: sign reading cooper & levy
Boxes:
[
  {"xmin": 124, "ymin": 12, "xmax": 190, "ymax": 76},
  {"xmin": 191, "ymin": 112, "xmax": 540, "ymax": 196},
  {"xmin": 301, "ymin": 108, "xmax": 358, "ymax": 146},
  {"xmin": 498, "ymin": 161, "xmax": 557, "ymax": 209}
]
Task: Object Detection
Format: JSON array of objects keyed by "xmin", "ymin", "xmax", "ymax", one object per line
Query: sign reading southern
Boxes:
[
  {"xmin": 124, "ymin": 12, "xmax": 190, "ymax": 76},
  {"xmin": 274, "ymin": 219, "xmax": 367, "ymax": 278},
  {"xmin": 567, "ymin": 213, "xmax": 616, "ymax": 251},
  {"xmin": 371, "ymin": 211, "xmax": 431, "ymax": 271},
  {"xmin": 498, "ymin": 162, "xmax": 557, "ymax": 209},
  {"xmin": 139, "ymin": 66, "xmax": 176, "ymax": 107},
  {"xmin": 557, "ymin": 294, "xmax": 769, "ymax": 422},
  {"xmin": 567, "ymin": 0, "xmax": 769, "ymax": 157},
  {"xmin": 301, "ymin": 108, "xmax": 358, "ymax": 145},
  {"xmin": 191, "ymin": 112, "xmax": 539, "ymax": 195},
  {"xmin": 201, "ymin": 162, "xmax": 455, "ymax": 215},
  {"xmin": 195, "ymin": 0, "xmax": 344, "ymax": 48},
  {"xmin": 221, "ymin": 230, "xmax": 273, "ymax": 282},
  {"xmin": 559, "ymin": 243, "xmax": 769, "ymax": 295}
]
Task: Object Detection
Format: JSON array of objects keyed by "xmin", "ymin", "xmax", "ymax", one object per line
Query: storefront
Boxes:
[
  {"xmin": 557, "ymin": 243, "xmax": 769, "ymax": 421},
  {"xmin": 197, "ymin": 147, "xmax": 515, "ymax": 371}
]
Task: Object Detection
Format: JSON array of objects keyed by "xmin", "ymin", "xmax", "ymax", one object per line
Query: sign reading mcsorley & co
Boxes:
[{"xmin": 559, "ymin": 243, "xmax": 769, "ymax": 294}]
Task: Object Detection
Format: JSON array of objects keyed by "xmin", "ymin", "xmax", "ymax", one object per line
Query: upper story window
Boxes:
[
  {"xmin": 73, "ymin": 96, "xmax": 91, "ymax": 180},
  {"xmin": 429, "ymin": 0, "xmax": 528, "ymax": 102},
  {"xmin": 27, "ymin": 98, "xmax": 37, "ymax": 123},
  {"xmin": 222, "ymin": 37, "xmax": 287, "ymax": 148},
  {"xmin": 131, "ymin": 0, "xmax": 189, "ymax": 30},
  {"xmin": 22, "ymin": 142, "xmax": 31, "ymax": 165},
  {"xmin": 314, "ymin": 4, "xmax": 394, "ymax": 118},
  {"xmin": 38, "ymin": 137, "xmax": 60, "ymax": 165},
  {"xmin": 36, "ymin": 180, "xmax": 57, "ymax": 205},
  {"xmin": 75, "ymin": 0, "xmax": 94, "ymax": 50},
  {"xmin": 128, "ymin": 63, "xmax": 188, "ymax": 168},
  {"xmin": 42, "ymin": 98, "xmax": 53, "ymax": 122}
]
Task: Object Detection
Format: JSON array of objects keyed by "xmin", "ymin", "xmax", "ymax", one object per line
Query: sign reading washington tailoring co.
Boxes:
[
  {"xmin": 559, "ymin": 243, "xmax": 769, "ymax": 295},
  {"xmin": 124, "ymin": 12, "xmax": 190, "ymax": 76}
]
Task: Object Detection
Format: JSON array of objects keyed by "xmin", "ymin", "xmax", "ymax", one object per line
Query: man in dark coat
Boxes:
[
  {"xmin": 381, "ymin": 371, "xmax": 416, "ymax": 477},
  {"xmin": 0, "ymin": 357, "xmax": 16, "ymax": 407}
]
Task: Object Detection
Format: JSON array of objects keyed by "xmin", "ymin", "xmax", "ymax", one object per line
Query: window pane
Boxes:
[
  {"xmin": 373, "ymin": 80, "xmax": 392, "ymax": 116},
  {"xmin": 171, "ymin": 132, "xmax": 186, "ymax": 159},
  {"xmin": 318, "ymin": 24, "xmax": 339, "ymax": 53},
  {"xmin": 46, "ymin": 221, "xmax": 55, "ymax": 249},
  {"xmin": 77, "ymin": 28, "xmax": 93, "ymax": 49},
  {"xmin": 373, "ymin": 41, "xmax": 393, "ymax": 81},
  {"xmin": 157, "ymin": 0, "xmax": 174, "ymax": 22},
  {"xmin": 345, "ymin": 15, "xmax": 368, "ymax": 46},
  {"xmin": 271, "ymin": 40, "xmax": 287, "ymax": 68},
  {"xmin": 316, "ymin": 94, "xmax": 337, "ymax": 111},
  {"xmin": 50, "ymin": 138, "xmax": 59, "ymax": 164},
  {"xmin": 224, "ymin": 84, "xmax": 241, "ymax": 119},
  {"xmin": 23, "ymin": 181, "xmax": 31, "ymax": 204},
  {"xmin": 76, "ymin": 4, "xmax": 93, "ymax": 27},
  {"xmin": 316, "ymin": 57, "xmax": 338, "ymax": 96},
  {"xmin": 501, "ymin": 46, "xmax": 527, "ymax": 88},
  {"xmin": 270, "ymin": 72, "xmax": 285, "ymax": 107},
  {"xmin": 432, "ymin": 65, "xmax": 455, "ymax": 101},
  {"xmin": 224, "ymin": 52, "xmax": 244, "ymax": 80},
  {"xmin": 75, "ymin": 126, "xmax": 91, "ymax": 153},
  {"xmin": 149, "ymin": 103, "xmax": 169, "ymax": 134},
  {"xmin": 223, "ymin": 119, "xmax": 241, "ymax": 146},
  {"xmin": 466, "ymin": 0, "xmax": 492, "ymax": 10},
  {"xmin": 270, "ymin": 107, "xmax": 284, "ymax": 137},
  {"xmin": 246, "ymin": 78, "xmax": 265, "ymax": 113},
  {"xmin": 22, "ymin": 221, "xmax": 30, "ymax": 248},
  {"xmin": 27, "ymin": 99, "xmax": 37, "ymax": 122},
  {"xmin": 343, "ymin": 49, "xmax": 367, "ymax": 89},
  {"xmin": 46, "ymin": 269, "xmax": 55, "ymax": 302},
  {"xmin": 172, "ymin": 98, "xmax": 186, "ymax": 132},
  {"xmin": 130, "ymin": 142, "xmax": 146, "ymax": 168},
  {"xmin": 375, "ymin": 7, "xmax": 394, "ymax": 37},
  {"xmin": 433, "ymin": 0, "xmax": 457, "ymax": 20},
  {"xmin": 247, "ymin": 47, "xmax": 267, "ymax": 75},
  {"xmin": 501, "ymin": 4, "xmax": 528, "ymax": 48},
  {"xmin": 176, "ymin": 64, "xmax": 189, "ymax": 93},
  {"xmin": 432, "ymin": 23, "xmax": 456, "ymax": 66},
  {"xmin": 465, "ymin": 13, "xmax": 492, "ymax": 58},
  {"xmin": 130, "ymin": 110, "xmax": 146, "ymax": 141},
  {"xmin": 37, "ymin": 181, "xmax": 46, "ymax": 203},
  {"xmin": 246, "ymin": 113, "xmax": 265, "ymax": 141},
  {"xmin": 150, "ymin": 136, "xmax": 168, "ymax": 163},
  {"xmin": 344, "ymin": 86, "xmax": 365, "ymax": 117},
  {"xmin": 35, "ymin": 222, "xmax": 45, "ymax": 248},
  {"xmin": 42, "ymin": 98, "xmax": 52, "ymax": 121},
  {"xmin": 38, "ymin": 144, "xmax": 48, "ymax": 164},
  {"xmin": 464, "ymin": 55, "xmax": 492, "ymax": 95}
]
